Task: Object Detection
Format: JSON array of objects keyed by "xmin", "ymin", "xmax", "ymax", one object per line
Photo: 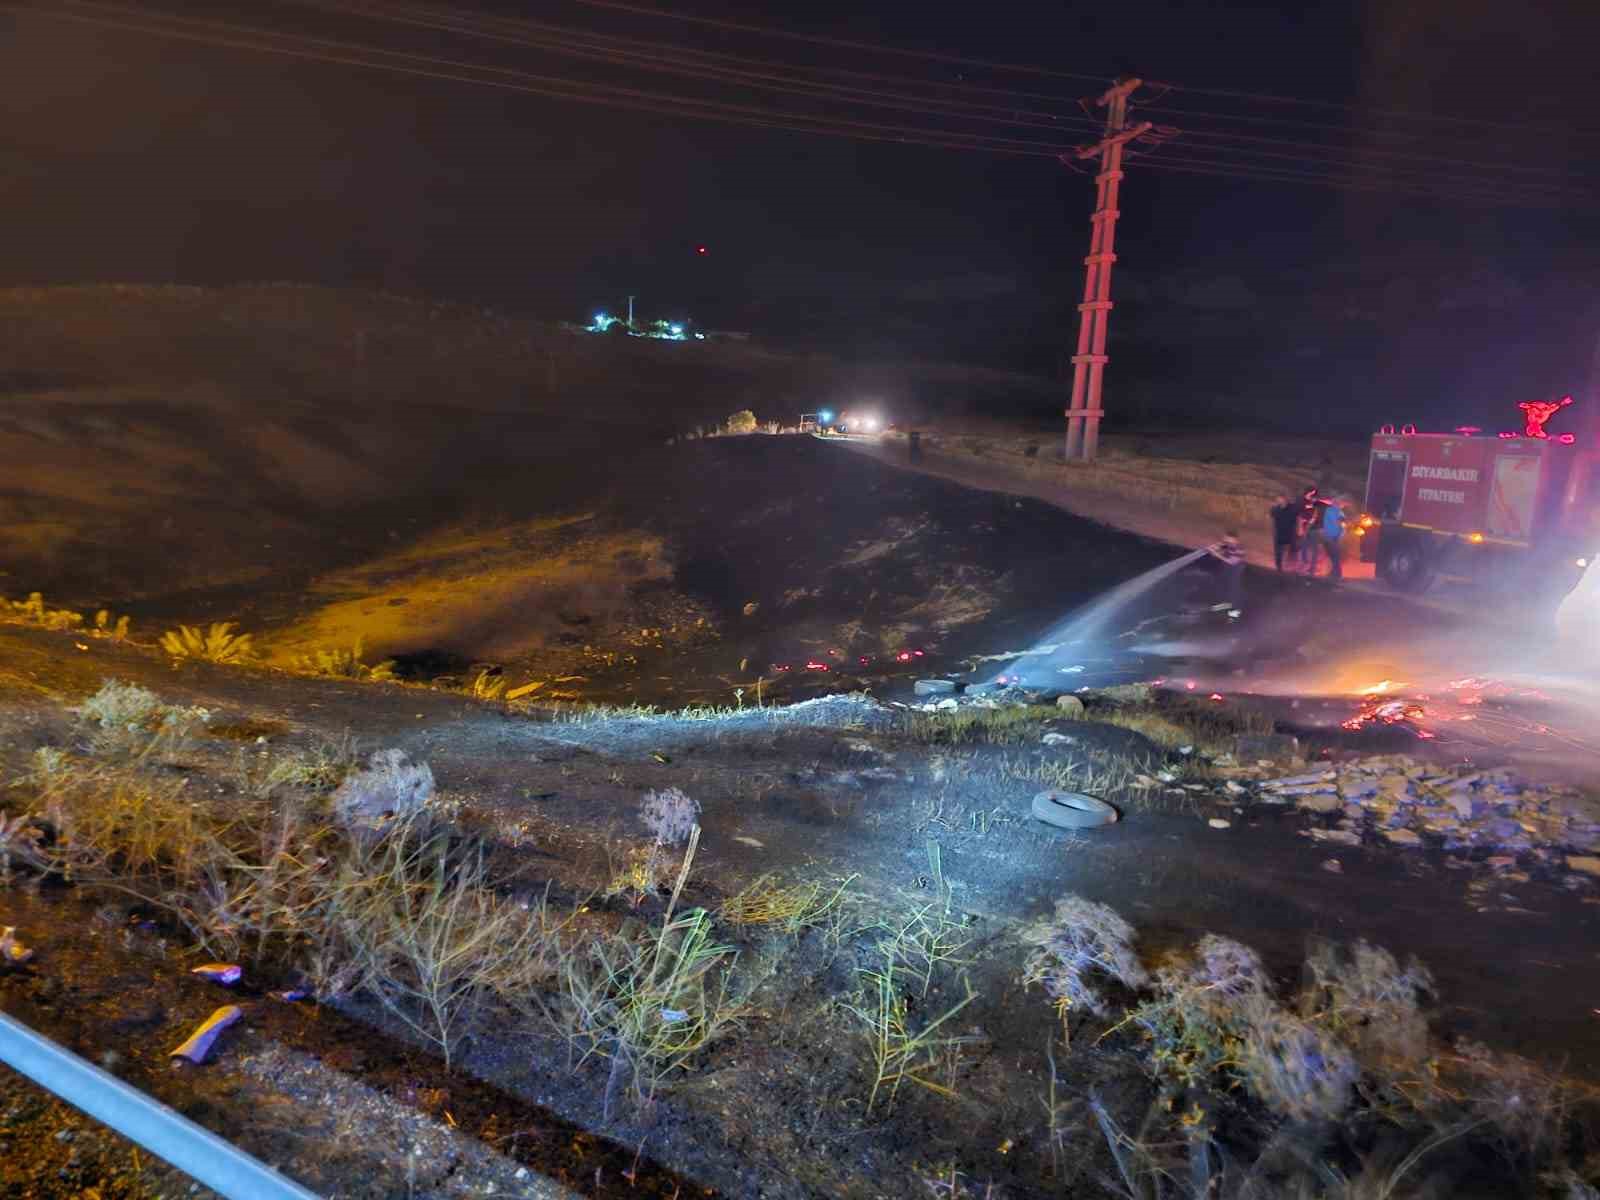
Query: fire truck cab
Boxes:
[{"xmin": 1360, "ymin": 426, "xmax": 1600, "ymax": 601}]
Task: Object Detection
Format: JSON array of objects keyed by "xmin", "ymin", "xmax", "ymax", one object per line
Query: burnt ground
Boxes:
[{"xmin": 2, "ymin": 436, "xmax": 1599, "ymax": 1198}]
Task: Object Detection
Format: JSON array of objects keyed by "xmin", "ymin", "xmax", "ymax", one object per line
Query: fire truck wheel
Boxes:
[
  {"xmin": 1379, "ymin": 535, "xmax": 1436, "ymax": 593},
  {"xmin": 1031, "ymin": 790, "xmax": 1119, "ymax": 828}
]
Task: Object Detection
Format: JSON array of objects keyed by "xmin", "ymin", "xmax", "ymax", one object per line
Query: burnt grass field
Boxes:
[{"xmin": 3, "ymin": 432, "xmax": 1600, "ymax": 1198}]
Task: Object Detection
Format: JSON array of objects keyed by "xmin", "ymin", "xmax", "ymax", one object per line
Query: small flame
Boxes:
[{"xmin": 1355, "ymin": 679, "xmax": 1406, "ymax": 696}]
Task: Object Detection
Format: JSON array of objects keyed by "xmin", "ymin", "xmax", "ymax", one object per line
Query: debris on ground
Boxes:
[
  {"xmin": 1242, "ymin": 755, "xmax": 1600, "ymax": 876},
  {"xmin": 190, "ymin": 963, "xmax": 242, "ymax": 985},
  {"xmin": 170, "ymin": 1005, "xmax": 243, "ymax": 1065},
  {"xmin": 0, "ymin": 926, "xmax": 35, "ymax": 967}
]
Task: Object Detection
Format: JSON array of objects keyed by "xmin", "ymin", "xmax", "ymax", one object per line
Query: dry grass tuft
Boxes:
[
  {"xmin": 717, "ymin": 873, "xmax": 853, "ymax": 934},
  {"xmin": 899, "ymin": 704, "xmax": 1059, "ymax": 746},
  {"xmin": 1083, "ymin": 695, "xmax": 1274, "ymax": 754}
]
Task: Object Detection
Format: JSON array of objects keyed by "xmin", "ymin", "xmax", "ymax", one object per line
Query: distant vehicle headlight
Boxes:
[{"xmin": 861, "ymin": 416, "xmax": 880, "ymax": 431}]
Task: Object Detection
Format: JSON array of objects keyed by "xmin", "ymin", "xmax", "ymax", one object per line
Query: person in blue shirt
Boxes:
[{"xmin": 1321, "ymin": 497, "xmax": 1347, "ymax": 579}]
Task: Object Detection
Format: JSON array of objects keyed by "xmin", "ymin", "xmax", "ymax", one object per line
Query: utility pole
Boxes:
[
  {"xmin": 1063, "ymin": 76, "xmax": 1155, "ymax": 461},
  {"xmin": 627, "ymin": 294, "xmax": 636, "ymax": 329}
]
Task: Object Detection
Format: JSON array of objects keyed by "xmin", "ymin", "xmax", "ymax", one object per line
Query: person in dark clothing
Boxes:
[
  {"xmin": 1269, "ymin": 495, "xmax": 1300, "ymax": 571},
  {"xmin": 1209, "ymin": 530, "xmax": 1246, "ymax": 608}
]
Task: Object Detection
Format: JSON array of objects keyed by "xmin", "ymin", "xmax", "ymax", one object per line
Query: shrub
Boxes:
[
  {"xmin": 467, "ymin": 670, "xmax": 505, "ymax": 700},
  {"xmin": 73, "ymin": 679, "xmax": 210, "ymax": 759},
  {"xmin": 725, "ymin": 409, "xmax": 758, "ymax": 434},
  {"xmin": 1299, "ymin": 939, "xmax": 1432, "ymax": 1067},
  {"xmin": 562, "ymin": 906, "xmax": 742, "ymax": 1113},
  {"xmin": 326, "ymin": 822, "xmax": 565, "ymax": 1066},
  {"xmin": 332, "ymin": 748, "xmax": 436, "ymax": 825},
  {"xmin": 75, "ymin": 680, "xmax": 164, "ymax": 732},
  {"xmin": 160, "ymin": 622, "xmax": 254, "ymax": 664},
  {"xmin": 3, "ymin": 592, "xmax": 84, "ymax": 632},
  {"xmin": 293, "ymin": 641, "xmax": 395, "ymax": 681},
  {"xmin": 1021, "ymin": 893, "xmax": 1148, "ymax": 1023},
  {"xmin": 640, "ymin": 787, "xmax": 700, "ymax": 847},
  {"xmin": 92, "ymin": 610, "xmax": 132, "ymax": 641}
]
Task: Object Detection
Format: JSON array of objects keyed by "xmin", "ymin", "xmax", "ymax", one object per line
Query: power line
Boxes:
[
  {"xmin": 560, "ymin": 0, "xmax": 1600, "ymax": 141},
  {"xmin": 42, "ymin": 2, "xmax": 1076, "ymax": 153},
  {"xmin": 286, "ymin": 0, "xmax": 1106, "ymax": 136},
  {"xmin": 1152, "ymin": 78, "xmax": 1597, "ymax": 137},
  {"xmin": 291, "ymin": 0, "xmax": 1105, "ymax": 122},
  {"xmin": 1135, "ymin": 99, "xmax": 1599, "ymax": 150},
  {"xmin": 1138, "ymin": 132, "xmax": 1588, "ymax": 196},
  {"xmin": 556, "ymin": 0, "xmax": 1109, "ymax": 84},
  {"xmin": 1131, "ymin": 151, "xmax": 1572, "ymax": 207},
  {"xmin": 28, "ymin": 1, "xmax": 1589, "ymax": 208},
  {"xmin": 1159, "ymin": 122, "xmax": 1589, "ymax": 181},
  {"xmin": 288, "ymin": 0, "xmax": 1596, "ymax": 196}
]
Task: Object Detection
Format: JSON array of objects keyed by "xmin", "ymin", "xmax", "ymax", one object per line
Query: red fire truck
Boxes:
[{"xmin": 1359, "ymin": 424, "xmax": 1600, "ymax": 598}]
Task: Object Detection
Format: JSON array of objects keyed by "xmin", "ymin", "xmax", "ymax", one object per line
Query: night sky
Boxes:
[{"xmin": 6, "ymin": 0, "xmax": 1600, "ymax": 434}]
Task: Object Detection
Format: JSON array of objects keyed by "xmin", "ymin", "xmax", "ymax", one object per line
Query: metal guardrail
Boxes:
[{"xmin": 0, "ymin": 1008, "xmax": 322, "ymax": 1200}]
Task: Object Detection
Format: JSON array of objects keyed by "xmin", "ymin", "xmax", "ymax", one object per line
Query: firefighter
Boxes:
[
  {"xmin": 1321, "ymin": 497, "xmax": 1348, "ymax": 580},
  {"xmin": 1209, "ymin": 530, "xmax": 1246, "ymax": 609},
  {"xmin": 1297, "ymin": 486, "xmax": 1330, "ymax": 575},
  {"xmin": 1269, "ymin": 495, "xmax": 1300, "ymax": 571}
]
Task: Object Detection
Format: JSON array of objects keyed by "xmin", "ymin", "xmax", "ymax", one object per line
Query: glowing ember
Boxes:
[
  {"xmin": 1342, "ymin": 697, "xmax": 1427, "ymax": 732},
  {"xmin": 895, "ymin": 651, "xmax": 913, "ymax": 662},
  {"xmin": 804, "ymin": 660, "xmax": 829, "ymax": 671}
]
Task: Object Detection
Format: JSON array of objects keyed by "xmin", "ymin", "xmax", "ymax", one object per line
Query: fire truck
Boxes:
[{"xmin": 1359, "ymin": 420, "xmax": 1600, "ymax": 601}]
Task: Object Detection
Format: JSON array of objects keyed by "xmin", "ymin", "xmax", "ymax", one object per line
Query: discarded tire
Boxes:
[{"xmin": 1031, "ymin": 790, "xmax": 1119, "ymax": 829}]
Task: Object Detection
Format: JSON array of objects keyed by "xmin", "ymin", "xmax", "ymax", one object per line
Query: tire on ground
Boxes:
[
  {"xmin": 1031, "ymin": 790, "xmax": 1119, "ymax": 829},
  {"xmin": 1378, "ymin": 531, "xmax": 1436, "ymax": 594}
]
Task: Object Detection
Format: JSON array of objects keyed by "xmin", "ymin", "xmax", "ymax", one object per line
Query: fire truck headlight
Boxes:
[{"xmin": 861, "ymin": 416, "xmax": 879, "ymax": 431}]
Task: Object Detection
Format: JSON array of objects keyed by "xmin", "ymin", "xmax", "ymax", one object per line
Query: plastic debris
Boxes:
[
  {"xmin": 170, "ymin": 1005, "xmax": 242, "ymax": 1064},
  {"xmin": 190, "ymin": 963, "xmax": 242, "ymax": 985},
  {"xmin": 1207, "ymin": 818, "xmax": 1232, "ymax": 830},
  {"xmin": 660, "ymin": 1009, "xmax": 689, "ymax": 1024},
  {"xmin": 0, "ymin": 927, "xmax": 35, "ymax": 967}
]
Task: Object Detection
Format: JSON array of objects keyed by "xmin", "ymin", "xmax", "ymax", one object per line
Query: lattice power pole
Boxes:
[{"xmin": 1063, "ymin": 76, "xmax": 1154, "ymax": 461}]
